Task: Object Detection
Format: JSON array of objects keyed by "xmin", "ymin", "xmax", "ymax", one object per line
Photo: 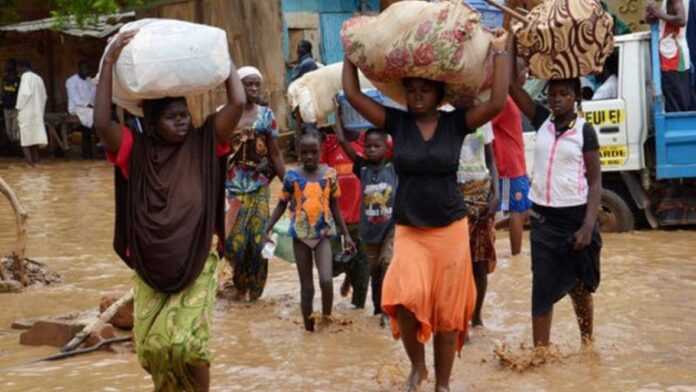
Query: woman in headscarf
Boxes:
[
  {"xmin": 223, "ymin": 66, "xmax": 286, "ymax": 301},
  {"xmin": 94, "ymin": 31, "xmax": 246, "ymax": 391}
]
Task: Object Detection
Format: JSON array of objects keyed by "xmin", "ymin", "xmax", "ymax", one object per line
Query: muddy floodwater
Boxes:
[{"xmin": 0, "ymin": 159, "xmax": 695, "ymax": 391}]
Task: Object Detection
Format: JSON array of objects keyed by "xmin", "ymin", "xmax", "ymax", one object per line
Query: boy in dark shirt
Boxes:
[{"xmin": 335, "ymin": 113, "xmax": 397, "ymax": 326}]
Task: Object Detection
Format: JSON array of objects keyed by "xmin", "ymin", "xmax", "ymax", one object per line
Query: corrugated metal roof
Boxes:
[{"xmin": 0, "ymin": 11, "xmax": 135, "ymax": 38}]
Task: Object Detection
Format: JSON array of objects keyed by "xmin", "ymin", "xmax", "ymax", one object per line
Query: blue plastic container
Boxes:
[
  {"xmin": 467, "ymin": 0, "xmax": 504, "ymax": 29},
  {"xmin": 336, "ymin": 89, "xmax": 403, "ymax": 130}
]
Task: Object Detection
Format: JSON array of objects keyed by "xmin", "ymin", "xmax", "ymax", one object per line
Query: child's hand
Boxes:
[
  {"xmin": 343, "ymin": 236, "xmax": 356, "ymax": 254},
  {"xmin": 262, "ymin": 230, "xmax": 274, "ymax": 246}
]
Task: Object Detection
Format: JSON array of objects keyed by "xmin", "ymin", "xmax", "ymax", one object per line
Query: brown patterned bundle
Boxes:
[{"xmin": 513, "ymin": 0, "xmax": 615, "ymax": 79}]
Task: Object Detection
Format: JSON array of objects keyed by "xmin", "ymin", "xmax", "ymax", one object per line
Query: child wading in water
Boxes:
[
  {"xmin": 335, "ymin": 110, "xmax": 397, "ymax": 327},
  {"xmin": 265, "ymin": 132, "xmax": 355, "ymax": 331},
  {"xmin": 509, "ymin": 58, "xmax": 603, "ymax": 348}
]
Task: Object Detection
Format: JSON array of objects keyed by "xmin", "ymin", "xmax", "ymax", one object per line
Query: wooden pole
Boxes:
[
  {"xmin": 0, "ymin": 176, "xmax": 28, "ymax": 286},
  {"xmin": 483, "ymin": 0, "xmax": 530, "ymax": 26},
  {"xmin": 61, "ymin": 289, "xmax": 135, "ymax": 353},
  {"xmin": 46, "ymin": 31, "xmax": 57, "ymax": 112}
]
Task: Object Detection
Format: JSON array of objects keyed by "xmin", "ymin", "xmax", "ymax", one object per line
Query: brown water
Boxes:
[{"xmin": 0, "ymin": 159, "xmax": 695, "ymax": 392}]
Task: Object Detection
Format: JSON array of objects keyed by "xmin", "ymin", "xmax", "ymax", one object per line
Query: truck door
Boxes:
[{"xmin": 523, "ymin": 45, "xmax": 630, "ymax": 175}]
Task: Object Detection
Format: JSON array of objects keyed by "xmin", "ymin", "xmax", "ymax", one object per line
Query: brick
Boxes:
[
  {"xmin": 84, "ymin": 323, "xmax": 117, "ymax": 350},
  {"xmin": 19, "ymin": 320, "xmax": 84, "ymax": 347},
  {"xmin": 99, "ymin": 292, "xmax": 134, "ymax": 330}
]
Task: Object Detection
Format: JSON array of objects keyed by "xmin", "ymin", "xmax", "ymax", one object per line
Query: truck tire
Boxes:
[{"xmin": 599, "ymin": 188, "xmax": 635, "ymax": 233}]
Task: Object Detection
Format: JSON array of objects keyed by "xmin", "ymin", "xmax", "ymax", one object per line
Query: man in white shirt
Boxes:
[
  {"xmin": 65, "ymin": 60, "xmax": 96, "ymax": 158},
  {"xmin": 16, "ymin": 61, "xmax": 47, "ymax": 166},
  {"xmin": 592, "ymin": 53, "xmax": 619, "ymax": 100}
]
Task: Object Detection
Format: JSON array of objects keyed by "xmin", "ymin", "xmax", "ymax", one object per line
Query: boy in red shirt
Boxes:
[{"xmin": 492, "ymin": 96, "xmax": 530, "ymax": 255}]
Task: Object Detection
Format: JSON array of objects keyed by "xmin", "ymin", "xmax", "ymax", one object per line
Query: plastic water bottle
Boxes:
[{"xmin": 262, "ymin": 233, "xmax": 278, "ymax": 259}]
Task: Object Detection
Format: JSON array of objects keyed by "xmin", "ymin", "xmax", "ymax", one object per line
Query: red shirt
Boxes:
[
  {"xmin": 106, "ymin": 126, "xmax": 230, "ymax": 179},
  {"xmin": 320, "ymin": 134, "xmax": 363, "ymax": 224},
  {"xmin": 491, "ymin": 97, "xmax": 527, "ymax": 178}
]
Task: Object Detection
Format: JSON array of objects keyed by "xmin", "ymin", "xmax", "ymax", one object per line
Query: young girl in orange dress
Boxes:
[{"xmin": 265, "ymin": 132, "xmax": 355, "ymax": 331}]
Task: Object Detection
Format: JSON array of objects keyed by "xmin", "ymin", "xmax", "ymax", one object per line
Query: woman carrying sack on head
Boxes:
[
  {"xmin": 342, "ymin": 29, "xmax": 513, "ymax": 392},
  {"xmin": 509, "ymin": 57, "xmax": 603, "ymax": 349},
  {"xmin": 95, "ymin": 31, "xmax": 246, "ymax": 391}
]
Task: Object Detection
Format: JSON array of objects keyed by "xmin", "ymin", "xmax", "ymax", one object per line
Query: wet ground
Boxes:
[{"xmin": 0, "ymin": 159, "xmax": 695, "ymax": 391}]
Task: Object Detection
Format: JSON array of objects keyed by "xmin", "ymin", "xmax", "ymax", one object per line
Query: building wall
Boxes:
[{"xmin": 282, "ymin": 0, "xmax": 379, "ymax": 65}]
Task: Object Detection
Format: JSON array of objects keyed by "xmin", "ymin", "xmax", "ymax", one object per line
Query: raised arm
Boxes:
[
  {"xmin": 508, "ymin": 55, "xmax": 538, "ymax": 121},
  {"xmin": 342, "ymin": 57, "xmax": 386, "ymax": 129},
  {"xmin": 215, "ymin": 59, "xmax": 246, "ymax": 141},
  {"xmin": 334, "ymin": 108, "xmax": 359, "ymax": 163},
  {"xmin": 94, "ymin": 31, "xmax": 137, "ymax": 154},
  {"xmin": 646, "ymin": 0, "xmax": 685, "ymax": 27},
  {"xmin": 465, "ymin": 30, "xmax": 512, "ymax": 130}
]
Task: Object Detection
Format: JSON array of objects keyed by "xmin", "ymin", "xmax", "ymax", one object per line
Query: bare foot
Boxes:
[
  {"xmin": 406, "ymin": 366, "xmax": 427, "ymax": 392},
  {"xmin": 319, "ymin": 314, "xmax": 334, "ymax": 328},
  {"xmin": 230, "ymin": 287, "xmax": 247, "ymax": 302},
  {"xmin": 581, "ymin": 336, "xmax": 594, "ymax": 350},
  {"xmin": 303, "ymin": 316, "xmax": 315, "ymax": 332}
]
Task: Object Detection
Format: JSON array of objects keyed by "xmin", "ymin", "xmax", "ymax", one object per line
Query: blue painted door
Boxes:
[{"xmin": 320, "ymin": 12, "xmax": 353, "ymax": 65}]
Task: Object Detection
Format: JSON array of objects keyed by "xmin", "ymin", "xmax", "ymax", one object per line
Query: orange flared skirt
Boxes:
[{"xmin": 381, "ymin": 218, "xmax": 477, "ymax": 351}]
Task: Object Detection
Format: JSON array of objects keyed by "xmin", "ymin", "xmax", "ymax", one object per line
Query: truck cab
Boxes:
[{"xmin": 523, "ymin": 26, "xmax": 696, "ymax": 231}]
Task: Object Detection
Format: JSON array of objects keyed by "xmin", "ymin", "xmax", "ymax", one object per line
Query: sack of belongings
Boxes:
[
  {"xmin": 99, "ymin": 18, "xmax": 231, "ymax": 117},
  {"xmin": 341, "ymin": 0, "xmax": 496, "ymax": 105},
  {"xmin": 287, "ymin": 62, "xmax": 375, "ymax": 126},
  {"xmin": 512, "ymin": 0, "xmax": 615, "ymax": 79}
]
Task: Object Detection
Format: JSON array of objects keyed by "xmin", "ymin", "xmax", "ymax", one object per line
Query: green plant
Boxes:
[
  {"xmin": 0, "ymin": 0, "xmax": 19, "ymax": 26},
  {"xmin": 50, "ymin": 0, "xmax": 147, "ymax": 29}
]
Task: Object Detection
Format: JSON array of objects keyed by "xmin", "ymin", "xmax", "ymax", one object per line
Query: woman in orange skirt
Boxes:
[{"xmin": 342, "ymin": 30, "xmax": 512, "ymax": 391}]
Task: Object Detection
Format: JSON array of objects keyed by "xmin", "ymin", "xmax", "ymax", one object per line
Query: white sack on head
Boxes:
[{"xmin": 98, "ymin": 18, "xmax": 231, "ymax": 117}]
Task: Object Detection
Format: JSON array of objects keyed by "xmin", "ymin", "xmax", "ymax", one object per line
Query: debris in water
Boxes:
[
  {"xmin": 494, "ymin": 342, "xmax": 565, "ymax": 372},
  {"xmin": 0, "ymin": 257, "xmax": 61, "ymax": 291}
]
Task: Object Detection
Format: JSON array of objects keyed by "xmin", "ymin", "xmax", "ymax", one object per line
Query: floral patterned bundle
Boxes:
[
  {"xmin": 341, "ymin": 0, "xmax": 494, "ymax": 105},
  {"xmin": 513, "ymin": 0, "xmax": 615, "ymax": 79}
]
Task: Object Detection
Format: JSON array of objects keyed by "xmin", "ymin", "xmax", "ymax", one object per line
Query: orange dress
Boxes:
[{"xmin": 381, "ymin": 218, "xmax": 477, "ymax": 351}]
